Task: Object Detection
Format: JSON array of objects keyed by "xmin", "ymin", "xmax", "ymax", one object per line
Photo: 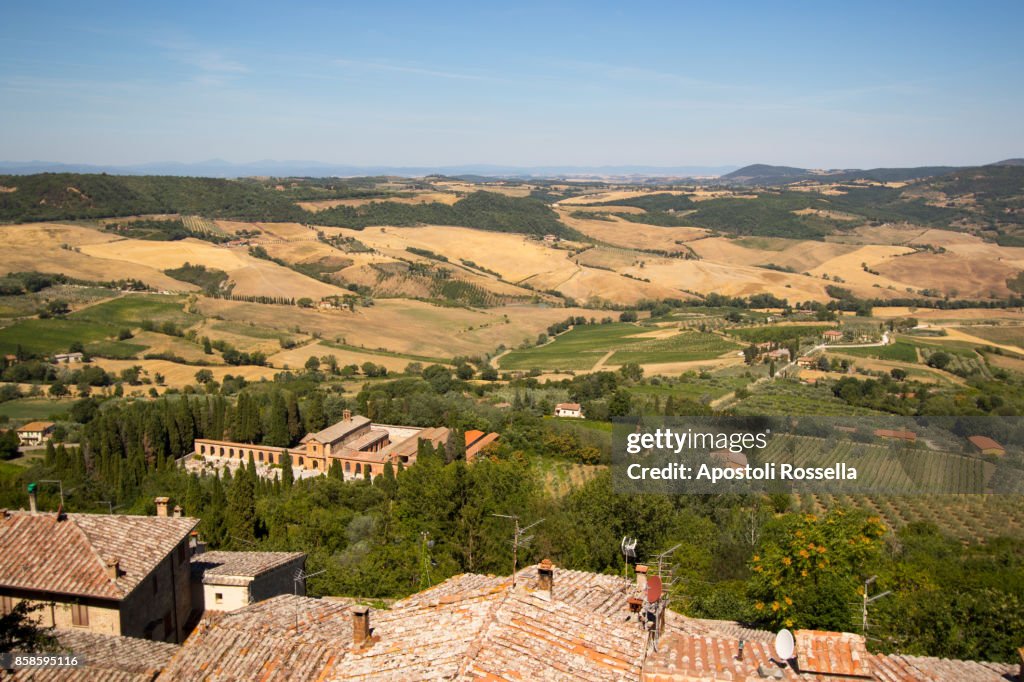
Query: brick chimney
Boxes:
[
  {"xmin": 343, "ymin": 409, "xmax": 352, "ymax": 422},
  {"xmin": 173, "ymin": 505, "xmax": 183, "ymax": 518},
  {"xmin": 537, "ymin": 559, "xmax": 554, "ymax": 594},
  {"xmin": 352, "ymin": 606, "xmax": 370, "ymax": 647},
  {"xmin": 635, "ymin": 564, "xmax": 648, "ymax": 592},
  {"xmin": 28, "ymin": 483, "xmax": 38, "ymax": 514},
  {"xmin": 155, "ymin": 497, "xmax": 170, "ymax": 517},
  {"xmin": 105, "ymin": 558, "xmax": 120, "ymax": 580}
]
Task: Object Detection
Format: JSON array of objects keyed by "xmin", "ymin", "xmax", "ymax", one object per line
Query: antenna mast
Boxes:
[
  {"xmin": 860, "ymin": 575, "xmax": 891, "ymax": 636},
  {"xmin": 492, "ymin": 514, "xmax": 543, "ymax": 587}
]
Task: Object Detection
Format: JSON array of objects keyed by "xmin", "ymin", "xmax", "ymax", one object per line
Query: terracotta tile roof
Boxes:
[
  {"xmin": 157, "ymin": 594, "xmax": 353, "ymax": 681},
  {"xmin": 0, "ymin": 511, "xmax": 197, "ymax": 600},
  {"xmin": 10, "ymin": 629, "xmax": 179, "ymax": 681},
  {"xmin": 869, "ymin": 652, "xmax": 1018, "ymax": 681},
  {"xmin": 307, "ymin": 415, "xmax": 371, "ymax": 445},
  {"xmin": 191, "ymin": 551, "xmax": 305, "ymax": 586},
  {"xmin": 16, "ymin": 421, "xmax": 54, "ymax": 432},
  {"xmin": 465, "ymin": 432, "xmax": 499, "ymax": 461},
  {"xmin": 464, "ymin": 429, "xmax": 485, "ymax": 447},
  {"xmin": 556, "ymin": 402, "xmax": 582, "ymax": 411},
  {"xmin": 874, "ymin": 429, "xmax": 917, "ymax": 441},
  {"xmin": 794, "ymin": 629, "xmax": 872, "ymax": 678},
  {"xmin": 967, "ymin": 435, "xmax": 1004, "ymax": 452}
]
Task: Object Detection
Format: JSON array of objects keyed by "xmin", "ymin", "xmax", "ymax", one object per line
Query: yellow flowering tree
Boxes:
[{"xmin": 748, "ymin": 509, "xmax": 886, "ymax": 631}]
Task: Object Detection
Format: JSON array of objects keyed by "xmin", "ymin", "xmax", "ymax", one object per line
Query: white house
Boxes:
[{"xmin": 554, "ymin": 402, "xmax": 583, "ymax": 419}]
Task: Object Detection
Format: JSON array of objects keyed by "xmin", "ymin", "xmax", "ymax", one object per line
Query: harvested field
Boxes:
[
  {"xmin": 298, "ymin": 192, "xmax": 460, "ymax": 212},
  {"xmin": 267, "ymin": 341, "xmax": 410, "ymax": 373},
  {"xmin": 0, "ymin": 224, "xmax": 197, "ymax": 291},
  {"xmin": 873, "ymin": 251, "xmax": 1019, "ymax": 298},
  {"xmin": 91, "ymin": 358, "xmax": 278, "ymax": 388},
  {"xmin": 557, "ymin": 211, "xmax": 706, "ymax": 252},
  {"xmin": 194, "ymin": 297, "xmax": 596, "ymax": 360}
]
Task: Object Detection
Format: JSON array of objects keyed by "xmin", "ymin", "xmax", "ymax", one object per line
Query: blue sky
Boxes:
[{"xmin": 1, "ymin": 1, "xmax": 1022, "ymax": 167}]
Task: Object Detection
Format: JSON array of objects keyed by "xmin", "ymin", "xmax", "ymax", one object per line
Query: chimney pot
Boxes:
[
  {"xmin": 173, "ymin": 505, "xmax": 183, "ymax": 518},
  {"xmin": 352, "ymin": 606, "xmax": 370, "ymax": 647},
  {"xmin": 106, "ymin": 558, "xmax": 120, "ymax": 580},
  {"xmin": 343, "ymin": 409, "xmax": 352, "ymax": 422},
  {"xmin": 537, "ymin": 559, "xmax": 554, "ymax": 594},
  {"xmin": 635, "ymin": 565, "xmax": 648, "ymax": 592},
  {"xmin": 28, "ymin": 483, "xmax": 38, "ymax": 514},
  {"xmin": 155, "ymin": 497, "xmax": 170, "ymax": 517}
]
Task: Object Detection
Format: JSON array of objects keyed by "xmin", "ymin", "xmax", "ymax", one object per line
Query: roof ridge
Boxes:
[
  {"xmin": 453, "ymin": 571, "xmax": 516, "ymax": 679},
  {"xmin": 70, "ymin": 514, "xmax": 127, "ymax": 598}
]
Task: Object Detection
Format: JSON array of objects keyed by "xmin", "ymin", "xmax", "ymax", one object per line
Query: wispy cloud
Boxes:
[
  {"xmin": 334, "ymin": 58, "xmax": 491, "ymax": 81},
  {"xmin": 152, "ymin": 38, "xmax": 249, "ymax": 86}
]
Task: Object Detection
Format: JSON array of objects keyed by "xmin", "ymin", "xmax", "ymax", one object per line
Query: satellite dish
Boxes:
[
  {"xmin": 774, "ymin": 628, "xmax": 795, "ymax": 660},
  {"xmin": 646, "ymin": 574, "xmax": 663, "ymax": 602}
]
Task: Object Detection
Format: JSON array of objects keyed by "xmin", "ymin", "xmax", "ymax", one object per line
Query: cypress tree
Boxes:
[
  {"xmin": 226, "ymin": 465, "xmax": 257, "ymax": 547},
  {"xmin": 280, "ymin": 451, "xmax": 294, "ymax": 488},
  {"xmin": 265, "ymin": 392, "xmax": 289, "ymax": 447}
]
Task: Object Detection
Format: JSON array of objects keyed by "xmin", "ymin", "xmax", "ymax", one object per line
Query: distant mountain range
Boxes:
[{"xmin": 0, "ymin": 160, "xmax": 738, "ymax": 180}]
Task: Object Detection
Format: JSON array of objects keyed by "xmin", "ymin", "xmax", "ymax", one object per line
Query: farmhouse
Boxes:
[
  {"xmin": 53, "ymin": 351, "xmax": 85, "ymax": 363},
  {"xmin": 554, "ymin": 402, "xmax": 583, "ymax": 418},
  {"xmin": 192, "ymin": 410, "xmax": 450, "ymax": 481},
  {"xmin": 823, "ymin": 329, "xmax": 844, "ymax": 343},
  {"xmin": 767, "ymin": 347, "xmax": 791, "ymax": 361},
  {"xmin": 16, "ymin": 421, "xmax": 55, "ymax": 446},
  {"xmin": 464, "ymin": 429, "xmax": 500, "ymax": 463},
  {"xmin": 0, "ymin": 495, "xmax": 198, "ymax": 643},
  {"xmin": 190, "ymin": 550, "xmax": 306, "ymax": 614},
  {"xmin": 968, "ymin": 435, "xmax": 1006, "ymax": 457},
  {"xmin": 796, "ymin": 356, "xmax": 816, "ymax": 368}
]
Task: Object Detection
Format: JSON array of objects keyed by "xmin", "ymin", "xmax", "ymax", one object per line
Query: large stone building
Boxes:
[
  {"xmin": 191, "ymin": 410, "xmax": 450, "ymax": 481},
  {"xmin": 0, "ymin": 497, "xmax": 198, "ymax": 643}
]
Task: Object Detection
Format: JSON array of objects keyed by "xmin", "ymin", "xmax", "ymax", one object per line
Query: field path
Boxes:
[
  {"xmin": 938, "ymin": 326, "xmax": 1024, "ymax": 355},
  {"xmin": 590, "ymin": 350, "xmax": 616, "ymax": 371}
]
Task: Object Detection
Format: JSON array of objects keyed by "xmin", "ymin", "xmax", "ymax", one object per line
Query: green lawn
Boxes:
[
  {"xmin": 499, "ymin": 324, "xmax": 650, "ymax": 371},
  {"xmin": 212, "ymin": 320, "xmax": 294, "ymax": 340}
]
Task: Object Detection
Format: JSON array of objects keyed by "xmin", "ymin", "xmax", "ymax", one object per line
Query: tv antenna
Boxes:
[
  {"xmin": 38, "ymin": 480, "xmax": 73, "ymax": 508},
  {"xmin": 96, "ymin": 501, "xmax": 123, "ymax": 514},
  {"xmin": 293, "ymin": 567, "xmax": 326, "ymax": 631},
  {"xmin": 491, "ymin": 514, "xmax": 544, "ymax": 587},
  {"xmin": 621, "ymin": 536, "xmax": 638, "ymax": 562},
  {"xmin": 860, "ymin": 575, "xmax": 891, "ymax": 636},
  {"xmin": 419, "ymin": 531, "xmax": 436, "ymax": 591}
]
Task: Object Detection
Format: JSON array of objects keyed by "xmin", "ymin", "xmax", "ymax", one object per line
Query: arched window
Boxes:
[
  {"xmin": 312, "ymin": 461, "xmax": 318, "ymax": 469},
  {"xmin": 345, "ymin": 462, "xmax": 350, "ymax": 471},
  {"xmin": 299, "ymin": 457, "xmax": 304, "ymax": 466},
  {"xmin": 229, "ymin": 448, "xmax": 235, "ymax": 457},
  {"xmin": 258, "ymin": 452, "xmax": 264, "ymax": 462},
  {"xmin": 355, "ymin": 463, "xmax": 362, "ymax": 474},
  {"xmin": 200, "ymin": 445, "xmax": 206, "ymax": 455},
  {"xmin": 219, "ymin": 447, "xmax": 224, "ymax": 456}
]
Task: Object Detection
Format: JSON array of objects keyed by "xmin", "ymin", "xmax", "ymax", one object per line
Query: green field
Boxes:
[
  {"xmin": 499, "ymin": 324, "xmax": 652, "ymax": 371},
  {"xmin": 0, "ymin": 318, "xmax": 115, "ymax": 355},
  {"xmin": 630, "ymin": 374, "xmax": 750, "ymax": 403},
  {"xmin": 0, "ymin": 398, "xmax": 75, "ymax": 421},
  {"xmin": 608, "ymin": 332, "xmax": 738, "ymax": 365},
  {"xmin": 727, "ymin": 324, "xmax": 831, "ymax": 344},
  {"xmin": 800, "ymin": 493, "xmax": 1024, "ymax": 542},
  {"xmin": 84, "ymin": 339, "xmax": 149, "ymax": 359},
  {"xmin": 836, "ymin": 340, "xmax": 919, "ymax": 363},
  {"xmin": 70, "ymin": 295, "xmax": 197, "ymax": 327},
  {"xmin": 734, "ymin": 381, "xmax": 883, "ymax": 416},
  {"xmin": 212, "ymin": 320, "xmax": 295, "ymax": 340},
  {"xmin": 954, "ymin": 325, "xmax": 1024, "ymax": 348}
]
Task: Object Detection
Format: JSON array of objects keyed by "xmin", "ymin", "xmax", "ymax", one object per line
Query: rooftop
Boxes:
[
  {"xmin": 0, "ymin": 510, "xmax": 198, "ymax": 600},
  {"xmin": 16, "ymin": 421, "xmax": 54, "ymax": 432},
  {"xmin": 556, "ymin": 402, "xmax": 582, "ymax": 411},
  {"xmin": 9, "ymin": 629, "xmax": 179, "ymax": 681},
  {"xmin": 191, "ymin": 551, "xmax": 306, "ymax": 586},
  {"xmin": 306, "ymin": 415, "xmax": 371, "ymax": 445},
  {"xmin": 968, "ymin": 435, "xmax": 1004, "ymax": 451}
]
